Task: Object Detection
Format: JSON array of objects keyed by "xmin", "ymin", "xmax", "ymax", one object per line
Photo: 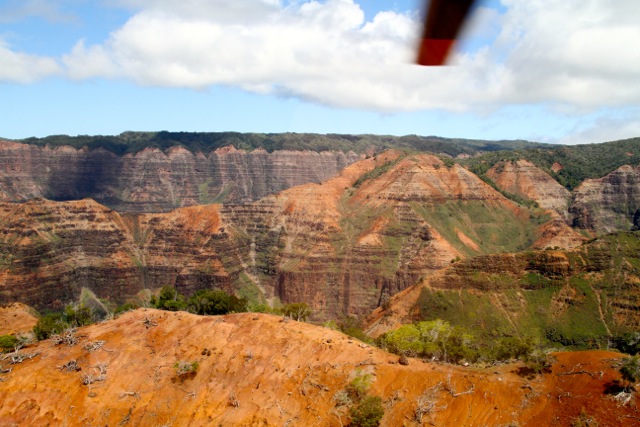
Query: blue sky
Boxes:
[{"xmin": 1, "ymin": 0, "xmax": 639, "ymax": 145}]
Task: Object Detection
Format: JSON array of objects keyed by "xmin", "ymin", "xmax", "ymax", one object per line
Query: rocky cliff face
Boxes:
[
  {"xmin": 486, "ymin": 159, "xmax": 640, "ymax": 236},
  {"xmin": 486, "ymin": 159, "xmax": 572, "ymax": 219},
  {"xmin": 570, "ymin": 165, "xmax": 640, "ymax": 233},
  {"xmin": 0, "ymin": 152, "xmax": 568, "ymax": 318},
  {"xmin": 0, "ymin": 140, "xmax": 362, "ymax": 212},
  {"xmin": 0, "ymin": 199, "xmax": 247, "ymax": 311}
]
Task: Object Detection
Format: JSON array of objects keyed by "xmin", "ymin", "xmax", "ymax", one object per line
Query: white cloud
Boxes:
[
  {"xmin": 4, "ymin": 0, "xmax": 640, "ymax": 117},
  {"xmin": 498, "ymin": 0, "xmax": 640, "ymax": 108},
  {"xmin": 0, "ymin": 40, "xmax": 60, "ymax": 83}
]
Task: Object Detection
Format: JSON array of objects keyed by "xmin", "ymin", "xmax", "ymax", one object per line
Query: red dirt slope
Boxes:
[{"xmin": 0, "ymin": 310, "xmax": 637, "ymax": 426}]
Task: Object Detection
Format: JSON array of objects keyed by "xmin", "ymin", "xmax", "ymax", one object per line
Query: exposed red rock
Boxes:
[
  {"xmin": 571, "ymin": 165, "xmax": 640, "ymax": 232},
  {"xmin": 487, "ymin": 159, "xmax": 571, "ymax": 219},
  {"xmin": 0, "ymin": 152, "xmax": 579, "ymax": 319}
]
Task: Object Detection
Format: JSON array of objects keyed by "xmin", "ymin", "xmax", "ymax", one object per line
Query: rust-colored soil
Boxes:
[
  {"xmin": 0, "ymin": 303, "xmax": 38, "ymax": 335},
  {"xmin": 0, "ymin": 310, "xmax": 637, "ymax": 426}
]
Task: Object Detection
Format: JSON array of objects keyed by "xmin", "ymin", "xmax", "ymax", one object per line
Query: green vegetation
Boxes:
[
  {"xmin": 17, "ymin": 131, "xmax": 549, "ymax": 157},
  {"xmin": 613, "ymin": 332, "xmax": 640, "ymax": 355},
  {"xmin": 462, "ymin": 137, "xmax": 640, "ymax": 191},
  {"xmin": 174, "ymin": 360, "xmax": 199, "ymax": 377},
  {"xmin": 150, "ymin": 286, "xmax": 187, "ymax": 311},
  {"xmin": 346, "ymin": 369, "xmax": 374, "ymax": 399},
  {"xmin": 0, "ymin": 334, "xmax": 19, "ymax": 351},
  {"xmin": 349, "ymin": 395, "xmax": 384, "ymax": 427},
  {"xmin": 333, "ymin": 369, "xmax": 384, "ymax": 427},
  {"xmin": 619, "ymin": 356, "xmax": 640, "ymax": 390},
  {"xmin": 149, "ymin": 286, "xmax": 315, "ymax": 321},
  {"xmin": 410, "ymin": 200, "xmax": 539, "ymax": 256},
  {"xmin": 280, "ymin": 302, "xmax": 311, "ymax": 321},
  {"xmin": 186, "ymin": 289, "xmax": 247, "ymax": 315},
  {"xmin": 32, "ymin": 304, "xmax": 96, "ymax": 341},
  {"xmin": 353, "ymin": 155, "xmax": 405, "ymax": 188},
  {"xmin": 377, "ymin": 320, "xmax": 546, "ymax": 365},
  {"xmin": 405, "ymin": 231, "xmax": 640, "ymax": 352}
]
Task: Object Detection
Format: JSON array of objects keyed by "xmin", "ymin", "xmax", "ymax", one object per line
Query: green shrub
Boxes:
[
  {"xmin": 338, "ymin": 317, "xmax": 373, "ymax": 344},
  {"xmin": 0, "ymin": 334, "xmax": 19, "ymax": 351},
  {"xmin": 33, "ymin": 313, "xmax": 68, "ymax": 341},
  {"xmin": 346, "ymin": 370, "xmax": 373, "ymax": 399},
  {"xmin": 63, "ymin": 304, "xmax": 94, "ymax": 327},
  {"xmin": 492, "ymin": 337, "xmax": 535, "ymax": 362},
  {"xmin": 379, "ymin": 320, "xmax": 542, "ymax": 365},
  {"xmin": 152, "ymin": 286, "xmax": 187, "ymax": 311},
  {"xmin": 114, "ymin": 302, "xmax": 139, "ymax": 315},
  {"xmin": 613, "ymin": 332, "xmax": 640, "ymax": 355},
  {"xmin": 174, "ymin": 360, "xmax": 199, "ymax": 377},
  {"xmin": 187, "ymin": 289, "xmax": 247, "ymax": 315},
  {"xmin": 524, "ymin": 349, "xmax": 553, "ymax": 375},
  {"xmin": 349, "ymin": 395, "xmax": 384, "ymax": 427},
  {"xmin": 620, "ymin": 356, "xmax": 640, "ymax": 390}
]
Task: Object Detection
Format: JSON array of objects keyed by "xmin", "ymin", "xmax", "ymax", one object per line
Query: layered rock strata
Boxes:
[
  {"xmin": 570, "ymin": 165, "xmax": 640, "ymax": 232},
  {"xmin": 0, "ymin": 152, "xmax": 561, "ymax": 318},
  {"xmin": 0, "ymin": 140, "xmax": 362, "ymax": 212}
]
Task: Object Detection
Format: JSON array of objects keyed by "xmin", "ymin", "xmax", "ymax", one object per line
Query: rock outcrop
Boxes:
[
  {"xmin": 487, "ymin": 159, "xmax": 572, "ymax": 219},
  {"xmin": 0, "ymin": 139, "xmax": 362, "ymax": 212},
  {"xmin": 0, "ymin": 199, "xmax": 243, "ymax": 310},
  {"xmin": 570, "ymin": 165, "xmax": 640, "ymax": 232}
]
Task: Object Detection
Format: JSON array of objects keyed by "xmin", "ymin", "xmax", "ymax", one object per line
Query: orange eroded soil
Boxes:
[{"xmin": 0, "ymin": 310, "xmax": 637, "ymax": 426}]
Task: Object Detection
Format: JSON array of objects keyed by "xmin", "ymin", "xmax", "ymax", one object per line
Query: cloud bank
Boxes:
[{"xmin": 2, "ymin": 0, "xmax": 640, "ymax": 114}]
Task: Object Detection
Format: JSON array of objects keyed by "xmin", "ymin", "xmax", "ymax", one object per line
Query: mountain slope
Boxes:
[
  {"xmin": 365, "ymin": 232, "xmax": 640, "ymax": 345},
  {"xmin": 0, "ymin": 309, "xmax": 636, "ymax": 426},
  {"xmin": 0, "ymin": 152, "xmax": 590, "ymax": 318}
]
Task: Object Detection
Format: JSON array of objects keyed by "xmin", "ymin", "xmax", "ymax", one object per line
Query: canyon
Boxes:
[
  {"xmin": 1, "ymin": 137, "xmax": 640, "ymax": 322},
  {"xmin": 1, "ymin": 135, "xmax": 640, "ymax": 426}
]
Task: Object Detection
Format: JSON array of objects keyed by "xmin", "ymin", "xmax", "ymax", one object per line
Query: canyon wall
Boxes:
[
  {"xmin": 0, "ymin": 140, "xmax": 362, "ymax": 212},
  {"xmin": 0, "ymin": 152, "xmax": 561, "ymax": 318},
  {"xmin": 486, "ymin": 160, "xmax": 640, "ymax": 237}
]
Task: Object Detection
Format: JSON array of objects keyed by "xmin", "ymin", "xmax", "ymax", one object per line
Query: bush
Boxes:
[
  {"xmin": 492, "ymin": 337, "xmax": 535, "ymax": 362},
  {"xmin": 174, "ymin": 360, "xmax": 199, "ymax": 377},
  {"xmin": 63, "ymin": 304, "xmax": 94, "ymax": 327},
  {"xmin": 33, "ymin": 312, "xmax": 69, "ymax": 341},
  {"xmin": 151, "ymin": 286, "xmax": 187, "ymax": 311},
  {"xmin": 338, "ymin": 317, "xmax": 373, "ymax": 344},
  {"xmin": 620, "ymin": 356, "xmax": 640, "ymax": 390},
  {"xmin": 613, "ymin": 332, "xmax": 640, "ymax": 355},
  {"xmin": 187, "ymin": 289, "xmax": 247, "ymax": 315},
  {"xmin": 114, "ymin": 302, "xmax": 139, "ymax": 315},
  {"xmin": 0, "ymin": 334, "xmax": 19, "ymax": 351},
  {"xmin": 346, "ymin": 370, "xmax": 373, "ymax": 400},
  {"xmin": 349, "ymin": 395, "xmax": 384, "ymax": 427}
]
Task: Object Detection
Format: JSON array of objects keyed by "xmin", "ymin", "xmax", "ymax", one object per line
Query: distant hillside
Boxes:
[
  {"xmin": 16, "ymin": 131, "xmax": 549, "ymax": 157},
  {"xmin": 462, "ymin": 137, "xmax": 640, "ymax": 190},
  {"xmin": 365, "ymin": 231, "xmax": 640, "ymax": 348}
]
